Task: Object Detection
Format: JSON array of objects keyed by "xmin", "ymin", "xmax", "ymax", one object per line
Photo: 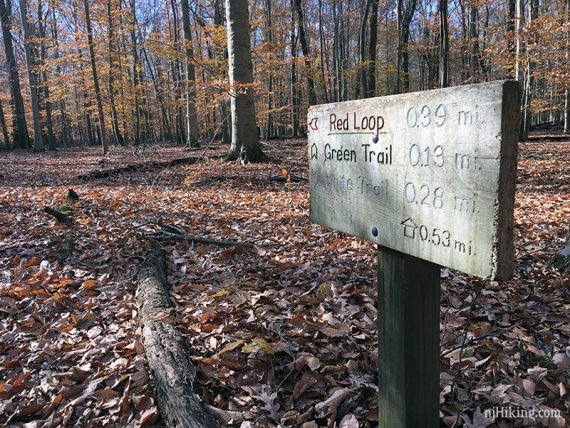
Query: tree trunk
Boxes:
[
  {"xmin": 342, "ymin": 0, "xmax": 350, "ymax": 100},
  {"xmin": 564, "ymin": 0, "xmax": 570, "ymax": 134},
  {"xmin": 225, "ymin": 0, "xmax": 268, "ymax": 162},
  {"xmin": 107, "ymin": 0, "xmax": 125, "ymax": 146},
  {"xmin": 0, "ymin": 99, "xmax": 10, "ymax": 149},
  {"xmin": 318, "ymin": 0, "xmax": 329, "ymax": 103},
  {"xmin": 41, "ymin": 74, "xmax": 56, "ymax": 150},
  {"xmin": 83, "ymin": 0, "xmax": 108, "ymax": 154},
  {"xmin": 38, "ymin": 2, "xmax": 56, "ymax": 151},
  {"xmin": 359, "ymin": 0, "xmax": 371, "ymax": 99},
  {"xmin": 515, "ymin": 0, "xmax": 524, "ymax": 81},
  {"xmin": 332, "ymin": 0, "xmax": 340, "ymax": 101},
  {"xmin": 439, "ymin": 0, "xmax": 449, "ymax": 88},
  {"xmin": 131, "ymin": 0, "xmax": 143, "ymax": 146},
  {"xmin": 507, "ymin": 0, "xmax": 516, "ymax": 79},
  {"xmin": 51, "ymin": 7, "xmax": 72, "ymax": 147},
  {"xmin": 168, "ymin": 0, "xmax": 184, "ymax": 144},
  {"xmin": 181, "ymin": 0, "xmax": 200, "ymax": 147},
  {"xmin": 294, "ymin": 0, "xmax": 317, "ymax": 106},
  {"xmin": 290, "ymin": 0, "xmax": 299, "ymax": 137},
  {"xmin": 367, "ymin": 0, "xmax": 379, "ymax": 98},
  {"xmin": 213, "ymin": 0, "xmax": 230, "ymax": 145},
  {"xmin": 19, "ymin": 0, "xmax": 42, "ymax": 152},
  {"xmin": 397, "ymin": 0, "xmax": 417, "ymax": 94},
  {"xmin": 0, "ymin": 0, "xmax": 29, "ymax": 149},
  {"xmin": 142, "ymin": 46, "xmax": 171, "ymax": 142},
  {"xmin": 521, "ymin": 0, "xmax": 538, "ymax": 140},
  {"xmin": 468, "ymin": 1, "xmax": 483, "ymax": 81},
  {"xmin": 264, "ymin": 0, "xmax": 274, "ymax": 139}
]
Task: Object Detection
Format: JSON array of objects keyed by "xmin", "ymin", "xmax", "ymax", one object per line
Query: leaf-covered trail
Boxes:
[{"xmin": 0, "ymin": 137, "xmax": 568, "ymax": 427}]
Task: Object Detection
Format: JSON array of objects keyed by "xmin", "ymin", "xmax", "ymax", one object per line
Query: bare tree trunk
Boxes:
[
  {"xmin": 341, "ymin": 0, "xmax": 349, "ymax": 101},
  {"xmin": 367, "ymin": 0, "xmax": 379, "ymax": 98},
  {"xmin": 332, "ymin": 0, "xmax": 340, "ymax": 101},
  {"xmin": 439, "ymin": 0, "xmax": 449, "ymax": 88},
  {"xmin": 40, "ymin": 71, "xmax": 56, "ymax": 150},
  {"xmin": 564, "ymin": 0, "xmax": 570, "ymax": 134},
  {"xmin": 468, "ymin": 0, "xmax": 483, "ymax": 81},
  {"xmin": 564, "ymin": 89, "xmax": 570, "ymax": 134},
  {"xmin": 294, "ymin": 0, "xmax": 317, "ymax": 106},
  {"xmin": 131, "ymin": 0, "xmax": 143, "ymax": 146},
  {"xmin": 359, "ymin": 0, "xmax": 372, "ymax": 99},
  {"xmin": 107, "ymin": 0, "xmax": 125, "ymax": 146},
  {"xmin": 86, "ymin": 111, "xmax": 95, "ymax": 146},
  {"xmin": 51, "ymin": 7, "xmax": 71, "ymax": 147},
  {"xmin": 181, "ymin": 0, "xmax": 200, "ymax": 147},
  {"xmin": 521, "ymin": 0, "xmax": 538, "ymax": 140},
  {"xmin": 38, "ymin": 1, "xmax": 56, "ymax": 150},
  {"xmin": 264, "ymin": 0, "xmax": 274, "ymax": 139},
  {"xmin": 290, "ymin": 0, "xmax": 299, "ymax": 137},
  {"xmin": 0, "ymin": 0, "xmax": 29, "ymax": 149},
  {"xmin": 19, "ymin": 0, "xmax": 42, "ymax": 152},
  {"xmin": 142, "ymin": 46, "xmax": 171, "ymax": 142},
  {"xmin": 0, "ymin": 99, "xmax": 10, "ymax": 148},
  {"xmin": 169, "ymin": 0, "xmax": 184, "ymax": 144},
  {"xmin": 397, "ymin": 0, "xmax": 417, "ymax": 93},
  {"xmin": 396, "ymin": 0, "xmax": 402, "ymax": 93},
  {"xmin": 507, "ymin": 0, "xmax": 516, "ymax": 79},
  {"xmin": 213, "ymin": 0, "xmax": 230, "ymax": 144},
  {"xmin": 318, "ymin": 0, "xmax": 329, "ymax": 103},
  {"xmin": 515, "ymin": 0, "xmax": 524, "ymax": 80},
  {"xmin": 83, "ymin": 0, "xmax": 108, "ymax": 154},
  {"xmin": 225, "ymin": 0, "xmax": 268, "ymax": 162}
]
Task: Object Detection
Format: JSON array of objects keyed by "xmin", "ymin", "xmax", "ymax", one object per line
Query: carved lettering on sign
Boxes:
[{"xmin": 309, "ymin": 81, "xmax": 521, "ymax": 279}]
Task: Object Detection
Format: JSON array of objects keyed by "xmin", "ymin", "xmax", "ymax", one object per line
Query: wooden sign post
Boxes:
[{"xmin": 308, "ymin": 81, "xmax": 521, "ymax": 427}]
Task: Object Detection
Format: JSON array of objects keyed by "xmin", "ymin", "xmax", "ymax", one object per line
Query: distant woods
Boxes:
[{"xmin": 0, "ymin": 0, "xmax": 569, "ymax": 154}]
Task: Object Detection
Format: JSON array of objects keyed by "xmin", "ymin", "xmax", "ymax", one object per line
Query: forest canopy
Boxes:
[{"xmin": 0, "ymin": 0, "xmax": 568, "ymax": 150}]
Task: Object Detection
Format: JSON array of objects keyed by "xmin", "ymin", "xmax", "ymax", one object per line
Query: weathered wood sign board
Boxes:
[{"xmin": 309, "ymin": 81, "xmax": 521, "ymax": 279}]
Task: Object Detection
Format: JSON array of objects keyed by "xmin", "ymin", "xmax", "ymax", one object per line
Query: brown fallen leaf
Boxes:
[
  {"xmin": 140, "ymin": 407, "xmax": 159, "ymax": 426},
  {"xmin": 314, "ymin": 388, "xmax": 351, "ymax": 417},
  {"xmin": 319, "ymin": 327, "xmax": 347, "ymax": 338},
  {"xmin": 293, "ymin": 373, "xmax": 318, "ymax": 399},
  {"xmin": 339, "ymin": 413, "xmax": 359, "ymax": 428}
]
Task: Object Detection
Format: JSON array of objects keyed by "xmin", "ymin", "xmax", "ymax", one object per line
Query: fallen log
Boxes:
[
  {"xmin": 145, "ymin": 224, "xmax": 254, "ymax": 248},
  {"xmin": 152, "ymin": 233, "xmax": 254, "ymax": 248},
  {"xmin": 136, "ymin": 246, "xmax": 218, "ymax": 428},
  {"xmin": 78, "ymin": 156, "xmax": 200, "ymax": 180}
]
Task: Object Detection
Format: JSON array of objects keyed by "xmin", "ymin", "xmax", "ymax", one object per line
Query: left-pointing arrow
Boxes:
[{"xmin": 308, "ymin": 117, "xmax": 319, "ymax": 131}]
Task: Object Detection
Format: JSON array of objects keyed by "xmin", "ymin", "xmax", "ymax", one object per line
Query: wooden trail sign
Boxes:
[
  {"xmin": 308, "ymin": 81, "xmax": 521, "ymax": 427},
  {"xmin": 309, "ymin": 80, "xmax": 521, "ymax": 279}
]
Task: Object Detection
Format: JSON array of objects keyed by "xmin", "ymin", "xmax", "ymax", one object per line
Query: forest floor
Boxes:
[{"xmin": 0, "ymin": 134, "xmax": 568, "ymax": 428}]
